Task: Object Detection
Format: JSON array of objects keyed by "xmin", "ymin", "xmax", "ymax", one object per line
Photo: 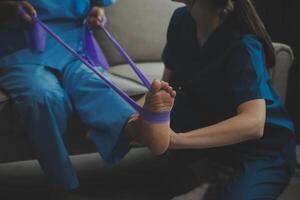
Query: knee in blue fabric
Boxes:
[
  {"xmin": 14, "ymin": 87, "xmax": 72, "ymax": 131},
  {"xmin": 1, "ymin": 66, "xmax": 73, "ymax": 133},
  {"xmin": 0, "ymin": 65, "xmax": 79, "ymax": 189}
]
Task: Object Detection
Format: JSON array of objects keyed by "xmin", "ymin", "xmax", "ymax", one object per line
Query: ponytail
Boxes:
[
  {"xmin": 233, "ymin": 0, "xmax": 275, "ymax": 68},
  {"xmin": 214, "ymin": 0, "xmax": 275, "ymax": 68}
]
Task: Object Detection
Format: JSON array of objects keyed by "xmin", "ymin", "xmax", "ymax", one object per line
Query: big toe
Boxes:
[{"xmin": 150, "ymin": 80, "xmax": 162, "ymax": 93}]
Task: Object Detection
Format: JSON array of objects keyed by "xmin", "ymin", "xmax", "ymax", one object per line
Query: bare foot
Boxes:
[{"xmin": 136, "ymin": 80, "xmax": 176, "ymax": 155}]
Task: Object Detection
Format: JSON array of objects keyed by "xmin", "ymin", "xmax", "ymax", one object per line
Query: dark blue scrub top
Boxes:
[{"xmin": 162, "ymin": 7, "xmax": 294, "ymax": 150}]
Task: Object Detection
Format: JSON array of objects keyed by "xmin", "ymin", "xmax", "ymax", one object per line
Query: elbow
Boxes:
[
  {"xmin": 252, "ymin": 125, "xmax": 264, "ymax": 139},
  {"xmin": 248, "ymin": 117, "xmax": 265, "ymax": 140}
]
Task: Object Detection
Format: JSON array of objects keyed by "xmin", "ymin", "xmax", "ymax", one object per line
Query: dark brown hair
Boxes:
[{"xmin": 212, "ymin": 0, "xmax": 275, "ymax": 68}]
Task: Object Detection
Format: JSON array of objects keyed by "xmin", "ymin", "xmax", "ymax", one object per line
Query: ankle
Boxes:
[{"xmin": 124, "ymin": 114, "xmax": 140, "ymax": 141}]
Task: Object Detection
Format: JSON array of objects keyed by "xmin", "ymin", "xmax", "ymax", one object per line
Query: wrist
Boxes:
[
  {"xmin": 169, "ymin": 131, "xmax": 183, "ymax": 149},
  {"xmin": 89, "ymin": 5, "xmax": 105, "ymax": 14},
  {"xmin": 90, "ymin": 5, "xmax": 104, "ymax": 10}
]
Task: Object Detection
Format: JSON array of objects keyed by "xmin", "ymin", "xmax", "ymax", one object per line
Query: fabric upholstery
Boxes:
[
  {"xmin": 0, "ymin": 0, "xmax": 294, "ymax": 163},
  {"xmin": 95, "ymin": 0, "xmax": 181, "ymax": 65},
  {"xmin": 269, "ymin": 43, "xmax": 294, "ymax": 102}
]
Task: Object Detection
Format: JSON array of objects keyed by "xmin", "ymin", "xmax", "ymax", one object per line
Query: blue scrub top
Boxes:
[
  {"xmin": 0, "ymin": 0, "xmax": 115, "ymax": 70},
  {"xmin": 162, "ymin": 7, "xmax": 294, "ymax": 150}
]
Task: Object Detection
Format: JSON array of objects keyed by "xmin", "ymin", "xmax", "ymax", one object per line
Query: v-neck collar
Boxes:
[
  {"xmin": 199, "ymin": 20, "xmax": 241, "ymax": 61},
  {"xmin": 193, "ymin": 16, "xmax": 242, "ymax": 66}
]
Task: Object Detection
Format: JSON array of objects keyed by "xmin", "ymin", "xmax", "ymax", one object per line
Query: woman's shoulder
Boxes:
[
  {"xmin": 228, "ymin": 34, "xmax": 264, "ymax": 62},
  {"xmin": 172, "ymin": 7, "xmax": 189, "ymax": 18},
  {"xmin": 166, "ymin": 7, "xmax": 193, "ymax": 42},
  {"xmin": 169, "ymin": 7, "xmax": 191, "ymax": 27},
  {"xmin": 229, "ymin": 34, "xmax": 263, "ymax": 51},
  {"xmin": 226, "ymin": 34, "xmax": 267, "ymax": 77}
]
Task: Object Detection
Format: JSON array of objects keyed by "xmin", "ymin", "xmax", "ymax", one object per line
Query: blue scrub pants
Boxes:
[
  {"xmin": 167, "ymin": 139, "xmax": 296, "ymax": 200},
  {"xmin": 0, "ymin": 61, "xmax": 135, "ymax": 189}
]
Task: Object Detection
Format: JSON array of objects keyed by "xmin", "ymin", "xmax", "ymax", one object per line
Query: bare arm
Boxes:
[
  {"xmin": 169, "ymin": 99, "xmax": 266, "ymax": 149},
  {"xmin": 137, "ymin": 67, "xmax": 174, "ymax": 106}
]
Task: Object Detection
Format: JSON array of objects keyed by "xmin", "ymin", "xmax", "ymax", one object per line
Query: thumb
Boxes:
[
  {"xmin": 21, "ymin": 1, "xmax": 37, "ymax": 16},
  {"xmin": 18, "ymin": 1, "xmax": 37, "ymax": 24}
]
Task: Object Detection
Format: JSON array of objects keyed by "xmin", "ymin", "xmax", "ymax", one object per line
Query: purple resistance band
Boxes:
[
  {"xmin": 99, "ymin": 25, "xmax": 152, "ymax": 90},
  {"xmin": 83, "ymin": 20, "xmax": 110, "ymax": 70},
  {"xmin": 18, "ymin": 7, "xmax": 170, "ymax": 123},
  {"xmin": 23, "ymin": 15, "xmax": 46, "ymax": 52}
]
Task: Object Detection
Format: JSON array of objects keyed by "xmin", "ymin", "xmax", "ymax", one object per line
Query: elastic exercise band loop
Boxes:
[
  {"xmin": 83, "ymin": 20, "xmax": 110, "ymax": 70},
  {"xmin": 100, "ymin": 26, "xmax": 152, "ymax": 90},
  {"xmin": 18, "ymin": 7, "xmax": 170, "ymax": 123}
]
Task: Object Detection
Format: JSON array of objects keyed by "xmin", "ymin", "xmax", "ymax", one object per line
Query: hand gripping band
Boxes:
[{"xmin": 18, "ymin": 7, "xmax": 170, "ymax": 123}]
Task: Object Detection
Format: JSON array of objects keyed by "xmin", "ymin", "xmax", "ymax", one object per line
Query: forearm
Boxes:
[{"xmin": 170, "ymin": 113, "xmax": 265, "ymax": 149}]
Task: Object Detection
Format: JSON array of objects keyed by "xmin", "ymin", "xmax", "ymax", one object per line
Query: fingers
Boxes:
[
  {"xmin": 18, "ymin": 1, "xmax": 37, "ymax": 25},
  {"xmin": 88, "ymin": 17, "xmax": 102, "ymax": 28},
  {"xmin": 87, "ymin": 6, "xmax": 106, "ymax": 29},
  {"xmin": 21, "ymin": 1, "xmax": 37, "ymax": 16},
  {"xmin": 92, "ymin": 6, "xmax": 105, "ymax": 21}
]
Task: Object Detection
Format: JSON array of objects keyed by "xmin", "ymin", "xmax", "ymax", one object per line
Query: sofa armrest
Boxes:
[{"xmin": 269, "ymin": 43, "xmax": 294, "ymax": 102}]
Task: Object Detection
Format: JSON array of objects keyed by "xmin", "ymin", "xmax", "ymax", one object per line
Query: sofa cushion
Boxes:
[
  {"xmin": 107, "ymin": 44, "xmax": 294, "ymax": 101},
  {"xmin": 107, "ymin": 72, "xmax": 148, "ymax": 96},
  {"xmin": 95, "ymin": 0, "xmax": 182, "ymax": 66},
  {"xmin": 108, "ymin": 62, "xmax": 164, "ymax": 88},
  {"xmin": 107, "ymin": 62, "xmax": 164, "ymax": 96}
]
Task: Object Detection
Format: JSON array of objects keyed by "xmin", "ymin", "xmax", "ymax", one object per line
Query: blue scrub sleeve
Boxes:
[
  {"xmin": 227, "ymin": 35, "xmax": 273, "ymax": 108},
  {"xmin": 91, "ymin": 0, "xmax": 117, "ymax": 7}
]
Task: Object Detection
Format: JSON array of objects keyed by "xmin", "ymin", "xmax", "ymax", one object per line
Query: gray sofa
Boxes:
[{"xmin": 0, "ymin": 0, "xmax": 294, "ymax": 163}]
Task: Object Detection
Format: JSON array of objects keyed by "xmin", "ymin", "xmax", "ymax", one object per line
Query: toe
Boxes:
[
  {"xmin": 161, "ymin": 81, "xmax": 169, "ymax": 89},
  {"xmin": 166, "ymin": 86, "xmax": 173, "ymax": 94},
  {"xmin": 171, "ymin": 91, "xmax": 176, "ymax": 98},
  {"xmin": 150, "ymin": 80, "xmax": 162, "ymax": 93}
]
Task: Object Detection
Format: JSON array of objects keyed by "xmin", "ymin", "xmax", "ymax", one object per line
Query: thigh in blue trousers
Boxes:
[
  {"xmin": 168, "ymin": 138, "xmax": 296, "ymax": 200},
  {"xmin": 0, "ymin": 62, "xmax": 135, "ymax": 189},
  {"xmin": 220, "ymin": 140, "xmax": 296, "ymax": 200}
]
